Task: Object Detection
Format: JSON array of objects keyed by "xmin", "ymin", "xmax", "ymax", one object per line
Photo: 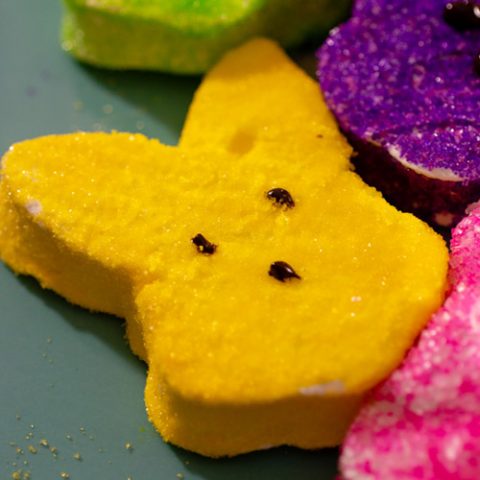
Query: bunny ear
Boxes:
[
  {"xmin": 180, "ymin": 38, "xmax": 343, "ymax": 150},
  {"xmin": 0, "ymin": 132, "xmax": 181, "ymax": 360},
  {"xmin": 0, "ymin": 133, "xmax": 178, "ymax": 276}
]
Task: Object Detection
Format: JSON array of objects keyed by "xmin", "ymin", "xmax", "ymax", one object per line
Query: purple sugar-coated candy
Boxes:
[
  {"xmin": 339, "ymin": 206, "xmax": 480, "ymax": 479},
  {"xmin": 318, "ymin": 0, "xmax": 480, "ymax": 227}
]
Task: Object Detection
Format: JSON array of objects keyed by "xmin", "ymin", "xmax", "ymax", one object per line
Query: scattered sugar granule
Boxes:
[
  {"xmin": 102, "ymin": 104, "xmax": 113, "ymax": 115},
  {"xmin": 73, "ymin": 100, "xmax": 83, "ymax": 111}
]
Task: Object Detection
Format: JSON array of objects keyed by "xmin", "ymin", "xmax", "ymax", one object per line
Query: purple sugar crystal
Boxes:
[{"xmin": 318, "ymin": 0, "xmax": 480, "ymax": 227}]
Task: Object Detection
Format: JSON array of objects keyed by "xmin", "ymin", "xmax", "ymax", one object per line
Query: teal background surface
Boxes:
[{"xmin": 0, "ymin": 1, "xmax": 339, "ymax": 478}]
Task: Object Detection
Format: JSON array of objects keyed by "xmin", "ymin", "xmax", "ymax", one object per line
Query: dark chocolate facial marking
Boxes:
[
  {"xmin": 192, "ymin": 234, "xmax": 217, "ymax": 255},
  {"xmin": 266, "ymin": 188, "xmax": 295, "ymax": 208},
  {"xmin": 268, "ymin": 261, "xmax": 301, "ymax": 282},
  {"xmin": 444, "ymin": 1, "xmax": 480, "ymax": 30}
]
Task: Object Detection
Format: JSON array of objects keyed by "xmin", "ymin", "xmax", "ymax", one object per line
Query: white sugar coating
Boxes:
[
  {"xmin": 299, "ymin": 380, "xmax": 345, "ymax": 396},
  {"xmin": 25, "ymin": 199, "xmax": 42, "ymax": 216},
  {"xmin": 340, "ymin": 206, "xmax": 480, "ymax": 479},
  {"xmin": 388, "ymin": 145, "xmax": 464, "ymax": 182}
]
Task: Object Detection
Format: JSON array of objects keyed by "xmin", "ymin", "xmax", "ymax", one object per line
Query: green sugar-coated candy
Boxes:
[{"xmin": 61, "ymin": 0, "xmax": 351, "ymax": 73}]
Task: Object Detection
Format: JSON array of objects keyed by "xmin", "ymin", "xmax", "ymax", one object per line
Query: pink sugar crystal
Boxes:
[
  {"xmin": 340, "ymin": 207, "xmax": 480, "ymax": 479},
  {"xmin": 449, "ymin": 206, "xmax": 480, "ymax": 288}
]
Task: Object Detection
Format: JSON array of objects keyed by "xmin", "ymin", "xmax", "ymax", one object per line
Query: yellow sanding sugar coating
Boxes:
[{"xmin": 0, "ymin": 39, "xmax": 448, "ymax": 456}]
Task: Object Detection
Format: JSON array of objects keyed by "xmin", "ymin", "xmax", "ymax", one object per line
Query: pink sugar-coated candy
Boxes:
[
  {"xmin": 449, "ymin": 205, "xmax": 480, "ymax": 288},
  {"xmin": 340, "ymin": 206, "xmax": 480, "ymax": 480}
]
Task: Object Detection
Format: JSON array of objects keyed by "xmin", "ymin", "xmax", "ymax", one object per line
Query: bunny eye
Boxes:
[
  {"xmin": 266, "ymin": 188, "xmax": 295, "ymax": 208},
  {"xmin": 192, "ymin": 234, "xmax": 217, "ymax": 255},
  {"xmin": 269, "ymin": 261, "xmax": 301, "ymax": 282}
]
